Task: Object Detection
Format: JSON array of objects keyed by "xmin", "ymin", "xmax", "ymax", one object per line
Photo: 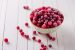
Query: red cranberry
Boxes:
[
  {"xmin": 46, "ymin": 34, "xmax": 52, "ymax": 40},
  {"xmin": 41, "ymin": 44, "xmax": 45, "ymax": 48},
  {"xmin": 23, "ymin": 6, "xmax": 30, "ymax": 10},
  {"xmin": 57, "ymin": 20, "xmax": 61, "ymax": 25},
  {"xmin": 52, "ymin": 37, "xmax": 56, "ymax": 41},
  {"xmin": 49, "ymin": 44, "xmax": 52, "ymax": 48},
  {"xmin": 33, "ymin": 31, "xmax": 36, "ymax": 35},
  {"xmin": 16, "ymin": 26, "xmax": 20, "ymax": 30},
  {"xmin": 25, "ymin": 35, "xmax": 29, "ymax": 39},
  {"xmin": 42, "ymin": 24, "xmax": 46, "ymax": 28},
  {"xmin": 37, "ymin": 39, "xmax": 41, "ymax": 43},
  {"xmin": 32, "ymin": 36, "xmax": 36, "ymax": 40},
  {"xmin": 20, "ymin": 32, "xmax": 24, "ymax": 36},
  {"xmin": 25, "ymin": 22, "xmax": 28, "ymax": 27},
  {"xmin": 32, "ymin": 20, "xmax": 37, "ymax": 25},
  {"xmin": 19, "ymin": 30, "xmax": 22, "ymax": 32},
  {"xmin": 4, "ymin": 38, "xmax": 8, "ymax": 43},
  {"xmin": 53, "ymin": 22, "xmax": 57, "ymax": 27},
  {"xmin": 48, "ymin": 21, "xmax": 52, "ymax": 26},
  {"xmin": 44, "ymin": 15, "xmax": 47, "ymax": 18}
]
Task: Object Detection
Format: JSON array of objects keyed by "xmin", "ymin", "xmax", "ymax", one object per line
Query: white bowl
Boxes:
[{"xmin": 29, "ymin": 19, "xmax": 62, "ymax": 34}]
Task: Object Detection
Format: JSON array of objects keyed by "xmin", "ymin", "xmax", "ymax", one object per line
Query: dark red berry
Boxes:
[
  {"xmin": 49, "ymin": 44, "xmax": 52, "ymax": 48},
  {"xmin": 52, "ymin": 37, "xmax": 56, "ymax": 41},
  {"xmin": 41, "ymin": 44, "xmax": 45, "ymax": 48},
  {"xmin": 46, "ymin": 34, "xmax": 52, "ymax": 40},
  {"xmin": 19, "ymin": 29, "xmax": 23, "ymax": 33},
  {"xmin": 4, "ymin": 38, "xmax": 8, "ymax": 43},
  {"xmin": 37, "ymin": 39, "xmax": 41, "ymax": 43},
  {"xmin": 33, "ymin": 31, "xmax": 36, "ymax": 35},
  {"xmin": 25, "ymin": 35, "xmax": 29, "ymax": 39},
  {"xmin": 32, "ymin": 36, "xmax": 36, "ymax": 40},
  {"xmin": 16, "ymin": 26, "xmax": 20, "ymax": 30},
  {"xmin": 25, "ymin": 22, "xmax": 29, "ymax": 27},
  {"xmin": 23, "ymin": 6, "xmax": 30, "ymax": 10},
  {"xmin": 20, "ymin": 32, "xmax": 24, "ymax": 36}
]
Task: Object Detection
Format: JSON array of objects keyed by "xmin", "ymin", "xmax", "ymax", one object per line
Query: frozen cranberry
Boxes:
[
  {"xmin": 20, "ymin": 32, "xmax": 24, "ymax": 36},
  {"xmin": 48, "ymin": 21, "xmax": 52, "ymax": 26},
  {"xmin": 25, "ymin": 35, "xmax": 29, "ymax": 39},
  {"xmin": 4, "ymin": 38, "xmax": 8, "ymax": 43},
  {"xmin": 16, "ymin": 26, "xmax": 20, "ymax": 30},
  {"xmin": 41, "ymin": 44, "xmax": 45, "ymax": 48},
  {"xmin": 49, "ymin": 44, "xmax": 52, "ymax": 48},
  {"xmin": 32, "ymin": 36, "xmax": 36, "ymax": 40},
  {"xmin": 25, "ymin": 22, "xmax": 28, "ymax": 27},
  {"xmin": 37, "ymin": 39, "xmax": 41, "ymax": 43},
  {"xmin": 33, "ymin": 31, "xmax": 36, "ymax": 35},
  {"xmin": 32, "ymin": 20, "xmax": 37, "ymax": 25},
  {"xmin": 23, "ymin": 6, "xmax": 30, "ymax": 10},
  {"xmin": 57, "ymin": 20, "xmax": 61, "ymax": 25},
  {"xmin": 52, "ymin": 37, "xmax": 56, "ymax": 41},
  {"xmin": 19, "ymin": 29, "xmax": 23, "ymax": 33},
  {"xmin": 53, "ymin": 22, "xmax": 57, "ymax": 27},
  {"xmin": 42, "ymin": 24, "xmax": 46, "ymax": 28}
]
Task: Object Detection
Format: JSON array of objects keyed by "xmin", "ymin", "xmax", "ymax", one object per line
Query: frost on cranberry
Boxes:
[{"xmin": 30, "ymin": 6, "xmax": 64, "ymax": 29}]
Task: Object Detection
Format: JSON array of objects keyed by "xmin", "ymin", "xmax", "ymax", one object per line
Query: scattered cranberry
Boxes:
[
  {"xmin": 33, "ymin": 31, "xmax": 36, "ymax": 35},
  {"xmin": 32, "ymin": 36, "xmax": 36, "ymax": 40},
  {"xmin": 52, "ymin": 37, "xmax": 56, "ymax": 41},
  {"xmin": 24, "ymin": 35, "xmax": 29, "ymax": 39},
  {"xmin": 20, "ymin": 32, "xmax": 24, "ymax": 36},
  {"xmin": 19, "ymin": 29, "xmax": 23, "ymax": 33},
  {"xmin": 16, "ymin": 26, "xmax": 20, "ymax": 30},
  {"xmin": 41, "ymin": 44, "xmax": 45, "ymax": 48},
  {"xmin": 37, "ymin": 39, "xmax": 41, "ymax": 43},
  {"xmin": 23, "ymin": 6, "xmax": 30, "ymax": 10},
  {"xmin": 4, "ymin": 38, "xmax": 8, "ymax": 43},
  {"xmin": 49, "ymin": 44, "xmax": 52, "ymax": 48},
  {"xmin": 46, "ymin": 34, "xmax": 52, "ymax": 40},
  {"xmin": 25, "ymin": 22, "xmax": 29, "ymax": 27}
]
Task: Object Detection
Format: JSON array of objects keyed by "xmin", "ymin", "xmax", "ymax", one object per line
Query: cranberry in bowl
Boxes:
[{"xmin": 29, "ymin": 6, "xmax": 64, "ymax": 34}]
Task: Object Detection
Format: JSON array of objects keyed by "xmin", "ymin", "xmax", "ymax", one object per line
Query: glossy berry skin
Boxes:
[
  {"xmin": 4, "ymin": 38, "xmax": 8, "ymax": 43},
  {"xmin": 32, "ymin": 36, "xmax": 36, "ymax": 40},
  {"xmin": 37, "ymin": 39, "xmax": 41, "ymax": 43}
]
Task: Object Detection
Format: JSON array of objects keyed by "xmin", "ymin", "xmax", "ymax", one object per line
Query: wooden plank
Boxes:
[
  {"xmin": 2, "ymin": 0, "xmax": 19, "ymax": 50},
  {"xmin": 56, "ymin": 0, "xmax": 75, "ymax": 50}
]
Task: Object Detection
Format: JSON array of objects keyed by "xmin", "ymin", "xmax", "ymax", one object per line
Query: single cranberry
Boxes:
[
  {"xmin": 49, "ymin": 44, "xmax": 52, "ymax": 48},
  {"xmin": 41, "ymin": 44, "xmax": 45, "ymax": 48},
  {"xmin": 32, "ymin": 36, "xmax": 36, "ymax": 40},
  {"xmin": 48, "ymin": 21, "xmax": 52, "ymax": 26},
  {"xmin": 33, "ymin": 31, "xmax": 36, "ymax": 35},
  {"xmin": 16, "ymin": 26, "xmax": 20, "ymax": 30},
  {"xmin": 4, "ymin": 38, "xmax": 8, "ymax": 43},
  {"xmin": 53, "ymin": 22, "xmax": 57, "ymax": 27},
  {"xmin": 38, "ymin": 39, "xmax": 41, "ymax": 43},
  {"xmin": 25, "ymin": 22, "xmax": 28, "ymax": 27},
  {"xmin": 46, "ymin": 34, "xmax": 52, "ymax": 40},
  {"xmin": 57, "ymin": 20, "xmax": 61, "ymax": 25},
  {"xmin": 32, "ymin": 20, "xmax": 37, "ymax": 25},
  {"xmin": 25, "ymin": 35, "xmax": 29, "ymax": 39},
  {"xmin": 44, "ymin": 15, "xmax": 48, "ymax": 18},
  {"xmin": 42, "ymin": 24, "xmax": 46, "ymax": 28},
  {"xmin": 52, "ymin": 37, "xmax": 56, "ymax": 41},
  {"xmin": 20, "ymin": 32, "xmax": 24, "ymax": 36},
  {"xmin": 19, "ymin": 29, "xmax": 23, "ymax": 33},
  {"xmin": 23, "ymin": 6, "xmax": 30, "ymax": 10}
]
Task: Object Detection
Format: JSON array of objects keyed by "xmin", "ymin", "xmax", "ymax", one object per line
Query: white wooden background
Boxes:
[{"xmin": 0, "ymin": 0, "xmax": 75, "ymax": 50}]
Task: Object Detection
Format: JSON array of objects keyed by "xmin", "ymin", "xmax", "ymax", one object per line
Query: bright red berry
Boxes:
[
  {"xmin": 19, "ymin": 29, "xmax": 23, "ymax": 33},
  {"xmin": 38, "ymin": 39, "xmax": 41, "ymax": 43},
  {"xmin": 16, "ymin": 26, "xmax": 20, "ymax": 30},
  {"xmin": 20, "ymin": 32, "xmax": 24, "ymax": 36},
  {"xmin": 4, "ymin": 38, "xmax": 8, "ymax": 43},
  {"xmin": 32, "ymin": 36, "xmax": 36, "ymax": 40}
]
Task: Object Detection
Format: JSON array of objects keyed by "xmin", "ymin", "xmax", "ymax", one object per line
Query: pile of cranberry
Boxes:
[{"xmin": 30, "ymin": 6, "xmax": 64, "ymax": 29}]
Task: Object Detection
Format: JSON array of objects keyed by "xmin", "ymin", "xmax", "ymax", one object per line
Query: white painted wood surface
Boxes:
[{"xmin": 0, "ymin": 0, "xmax": 75, "ymax": 50}]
